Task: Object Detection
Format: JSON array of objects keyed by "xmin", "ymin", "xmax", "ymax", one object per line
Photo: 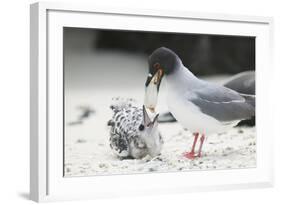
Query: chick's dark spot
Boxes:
[{"xmin": 139, "ymin": 124, "xmax": 144, "ymax": 131}]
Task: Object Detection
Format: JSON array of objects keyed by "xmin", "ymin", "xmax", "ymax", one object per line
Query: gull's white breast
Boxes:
[{"xmin": 165, "ymin": 70, "xmax": 238, "ymax": 135}]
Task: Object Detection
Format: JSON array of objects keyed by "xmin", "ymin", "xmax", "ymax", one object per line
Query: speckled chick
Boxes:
[{"xmin": 108, "ymin": 100, "xmax": 163, "ymax": 159}]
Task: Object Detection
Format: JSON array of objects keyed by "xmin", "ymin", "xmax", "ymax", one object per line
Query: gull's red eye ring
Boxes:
[{"xmin": 153, "ymin": 63, "xmax": 161, "ymax": 69}]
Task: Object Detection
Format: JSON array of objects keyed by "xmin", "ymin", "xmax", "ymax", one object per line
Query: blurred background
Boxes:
[{"xmin": 64, "ymin": 27, "xmax": 255, "ymax": 91}]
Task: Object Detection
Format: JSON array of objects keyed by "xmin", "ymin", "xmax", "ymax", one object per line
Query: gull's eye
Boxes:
[
  {"xmin": 138, "ymin": 124, "xmax": 144, "ymax": 131},
  {"xmin": 153, "ymin": 63, "xmax": 160, "ymax": 69}
]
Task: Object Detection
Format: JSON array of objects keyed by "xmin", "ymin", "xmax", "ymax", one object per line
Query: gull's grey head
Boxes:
[
  {"xmin": 144, "ymin": 47, "xmax": 181, "ymax": 112},
  {"xmin": 148, "ymin": 47, "xmax": 181, "ymax": 77}
]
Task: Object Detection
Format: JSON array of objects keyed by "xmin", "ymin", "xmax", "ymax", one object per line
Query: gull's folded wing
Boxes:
[{"xmin": 189, "ymin": 84, "xmax": 255, "ymax": 122}]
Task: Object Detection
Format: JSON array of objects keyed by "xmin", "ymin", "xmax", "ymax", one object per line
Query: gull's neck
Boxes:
[{"xmin": 165, "ymin": 63, "xmax": 202, "ymax": 91}]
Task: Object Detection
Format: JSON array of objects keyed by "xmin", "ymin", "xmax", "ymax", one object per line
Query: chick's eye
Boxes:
[{"xmin": 138, "ymin": 124, "xmax": 144, "ymax": 131}]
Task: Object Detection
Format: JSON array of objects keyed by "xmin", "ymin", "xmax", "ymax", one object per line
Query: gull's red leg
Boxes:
[
  {"xmin": 197, "ymin": 134, "xmax": 205, "ymax": 157},
  {"xmin": 183, "ymin": 133, "xmax": 199, "ymax": 159}
]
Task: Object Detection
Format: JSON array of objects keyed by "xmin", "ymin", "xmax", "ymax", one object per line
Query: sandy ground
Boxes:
[
  {"xmin": 63, "ymin": 48, "xmax": 256, "ymax": 177},
  {"xmin": 64, "ymin": 91, "xmax": 256, "ymax": 177}
]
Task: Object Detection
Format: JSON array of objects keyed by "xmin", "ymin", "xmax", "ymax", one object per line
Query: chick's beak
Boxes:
[
  {"xmin": 142, "ymin": 105, "xmax": 151, "ymax": 126},
  {"xmin": 152, "ymin": 114, "xmax": 159, "ymax": 125},
  {"xmin": 144, "ymin": 69, "xmax": 163, "ymax": 112},
  {"xmin": 142, "ymin": 105, "xmax": 159, "ymax": 128}
]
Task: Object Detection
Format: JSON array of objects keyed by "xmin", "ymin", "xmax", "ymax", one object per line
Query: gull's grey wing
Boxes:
[
  {"xmin": 189, "ymin": 83, "xmax": 255, "ymax": 122},
  {"xmin": 109, "ymin": 134, "xmax": 129, "ymax": 158},
  {"xmin": 223, "ymin": 71, "xmax": 255, "ymax": 95}
]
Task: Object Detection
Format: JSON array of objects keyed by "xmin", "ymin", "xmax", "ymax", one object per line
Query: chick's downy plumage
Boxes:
[{"xmin": 108, "ymin": 99, "xmax": 163, "ymax": 159}]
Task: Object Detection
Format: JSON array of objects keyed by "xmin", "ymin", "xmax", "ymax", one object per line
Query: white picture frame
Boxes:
[{"xmin": 30, "ymin": 1, "xmax": 274, "ymax": 202}]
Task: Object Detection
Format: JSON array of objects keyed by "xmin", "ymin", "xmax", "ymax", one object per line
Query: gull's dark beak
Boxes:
[{"xmin": 144, "ymin": 69, "xmax": 163, "ymax": 113}]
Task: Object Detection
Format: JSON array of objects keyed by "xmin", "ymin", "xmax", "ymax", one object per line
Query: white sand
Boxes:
[{"xmin": 64, "ymin": 91, "xmax": 256, "ymax": 177}]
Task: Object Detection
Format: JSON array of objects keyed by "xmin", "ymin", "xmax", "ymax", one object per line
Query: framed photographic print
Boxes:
[{"xmin": 30, "ymin": 2, "xmax": 274, "ymax": 202}]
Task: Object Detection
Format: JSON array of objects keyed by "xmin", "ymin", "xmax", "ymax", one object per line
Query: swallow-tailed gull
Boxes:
[
  {"xmin": 144, "ymin": 47, "xmax": 255, "ymax": 159},
  {"xmin": 224, "ymin": 71, "xmax": 255, "ymax": 95}
]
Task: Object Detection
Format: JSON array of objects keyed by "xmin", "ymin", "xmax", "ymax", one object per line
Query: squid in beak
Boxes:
[{"xmin": 144, "ymin": 68, "xmax": 163, "ymax": 113}]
